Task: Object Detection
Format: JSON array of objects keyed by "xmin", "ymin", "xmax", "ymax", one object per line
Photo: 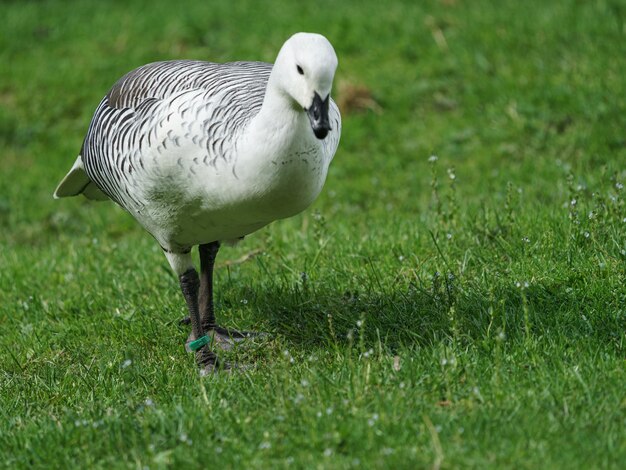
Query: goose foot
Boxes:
[
  {"xmin": 195, "ymin": 345, "xmax": 221, "ymax": 374},
  {"xmin": 192, "ymin": 344, "xmax": 243, "ymax": 375}
]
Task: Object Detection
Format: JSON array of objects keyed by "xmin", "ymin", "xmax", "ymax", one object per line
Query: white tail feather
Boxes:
[{"xmin": 53, "ymin": 155, "xmax": 109, "ymax": 201}]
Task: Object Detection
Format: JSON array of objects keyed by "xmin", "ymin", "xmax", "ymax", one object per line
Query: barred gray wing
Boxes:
[{"xmin": 80, "ymin": 60, "xmax": 272, "ymax": 207}]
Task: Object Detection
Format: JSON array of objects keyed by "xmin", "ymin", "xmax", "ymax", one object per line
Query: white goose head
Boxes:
[{"xmin": 271, "ymin": 32, "xmax": 338, "ymax": 140}]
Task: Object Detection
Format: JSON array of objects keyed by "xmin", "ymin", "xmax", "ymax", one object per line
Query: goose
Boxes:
[{"xmin": 54, "ymin": 32, "xmax": 341, "ymax": 373}]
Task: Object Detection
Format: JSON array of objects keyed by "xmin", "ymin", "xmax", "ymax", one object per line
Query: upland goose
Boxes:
[{"xmin": 54, "ymin": 33, "xmax": 341, "ymax": 372}]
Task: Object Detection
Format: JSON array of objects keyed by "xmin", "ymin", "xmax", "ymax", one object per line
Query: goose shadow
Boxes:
[{"xmin": 225, "ymin": 278, "xmax": 622, "ymax": 351}]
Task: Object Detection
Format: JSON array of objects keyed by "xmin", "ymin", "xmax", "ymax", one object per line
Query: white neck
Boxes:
[
  {"xmin": 229, "ymin": 77, "xmax": 327, "ymax": 220},
  {"xmin": 238, "ymin": 79, "xmax": 313, "ymax": 163}
]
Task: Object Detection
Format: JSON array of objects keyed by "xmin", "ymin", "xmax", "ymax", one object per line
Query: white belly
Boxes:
[{"xmin": 131, "ymin": 138, "xmax": 329, "ymax": 250}]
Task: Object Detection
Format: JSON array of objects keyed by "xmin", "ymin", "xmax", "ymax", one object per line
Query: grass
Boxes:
[{"xmin": 1, "ymin": 0, "xmax": 625, "ymax": 467}]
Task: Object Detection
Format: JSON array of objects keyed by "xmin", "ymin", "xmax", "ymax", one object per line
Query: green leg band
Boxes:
[{"xmin": 188, "ymin": 335, "xmax": 210, "ymax": 351}]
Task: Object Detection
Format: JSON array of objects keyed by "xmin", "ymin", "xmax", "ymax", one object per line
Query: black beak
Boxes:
[{"xmin": 305, "ymin": 92, "xmax": 331, "ymax": 140}]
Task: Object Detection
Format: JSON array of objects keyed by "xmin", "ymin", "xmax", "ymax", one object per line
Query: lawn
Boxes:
[{"xmin": 1, "ymin": 0, "xmax": 625, "ymax": 468}]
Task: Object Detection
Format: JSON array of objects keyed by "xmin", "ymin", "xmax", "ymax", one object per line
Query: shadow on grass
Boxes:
[{"xmin": 240, "ymin": 280, "xmax": 623, "ymax": 352}]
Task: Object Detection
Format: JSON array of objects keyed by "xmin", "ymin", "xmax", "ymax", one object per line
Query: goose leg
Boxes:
[
  {"xmin": 165, "ymin": 250, "xmax": 219, "ymax": 373},
  {"xmin": 198, "ymin": 241, "xmax": 220, "ymax": 331},
  {"xmin": 198, "ymin": 241, "xmax": 260, "ymax": 350}
]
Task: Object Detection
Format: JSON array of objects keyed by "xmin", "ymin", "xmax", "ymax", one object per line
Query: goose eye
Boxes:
[{"xmin": 296, "ymin": 65, "xmax": 304, "ymax": 75}]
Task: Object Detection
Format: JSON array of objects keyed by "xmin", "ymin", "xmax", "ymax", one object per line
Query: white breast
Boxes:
[{"xmin": 133, "ymin": 98, "xmax": 333, "ymax": 250}]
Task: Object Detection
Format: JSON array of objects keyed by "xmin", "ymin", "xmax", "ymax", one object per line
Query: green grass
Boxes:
[{"xmin": 1, "ymin": 0, "xmax": 625, "ymax": 467}]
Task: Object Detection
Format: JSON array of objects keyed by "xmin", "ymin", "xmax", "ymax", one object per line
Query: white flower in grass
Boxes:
[
  {"xmin": 472, "ymin": 386, "xmax": 484, "ymax": 402},
  {"xmin": 323, "ymin": 448, "xmax": 333, "ymax": 457},
  {"xmin": 121, "ymin": 359, "xmax": 132, "ymax": 368},
  {"xmin": 259, "ymin": 441, "xmax": 271, "ymax": 450},
  {"xmin": 584, "ymin": 231, "xmax": 590, "ymax": 238},
  {"xmin": 368, "ymin": 413, "xmax": 379, "ymax": 427},
  {"xmin": 326, "ymin": 407, "xmax": 334, "ymax": 415},
  {"xmin": 283, "ymin": 349, "xmax": 294, "ymax": 363},
  {"xmin": 616, "ymin": 182, "xmax": 623, "ymax": 190},
  {"xmin": 428, "ymin": 155, "xmax": 438, "ymax": 163}
]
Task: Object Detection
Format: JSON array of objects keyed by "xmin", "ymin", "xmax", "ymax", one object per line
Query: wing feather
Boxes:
[{"xmin": 79, "ymin": 61, "xmax": 272, "ymax": 207}]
